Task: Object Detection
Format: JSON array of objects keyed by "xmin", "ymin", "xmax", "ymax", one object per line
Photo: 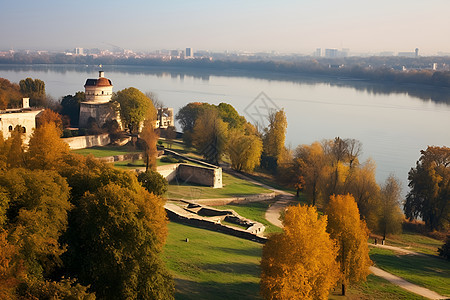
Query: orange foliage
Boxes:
[
  {"xmin": 326, "ymin": 194, "xmax": 372, "ymax": 294},
  {"xmin": 260, "ymin": 205, "xmax": 339, "ymax": 300}
]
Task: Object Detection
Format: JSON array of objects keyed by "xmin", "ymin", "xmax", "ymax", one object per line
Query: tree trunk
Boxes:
[
  {"xmin": 296, "ymin": 188, "xmax": 299, "ymax": 197},
  {"xmin": 342, "ymin": 283, "xmax": 346, "ymax": 296}
]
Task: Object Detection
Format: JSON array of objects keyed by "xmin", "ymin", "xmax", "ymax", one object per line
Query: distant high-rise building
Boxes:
[
  {"xmin": 415, "ymin": 48, "xmax": 419, "ymax": 57},
  {"xmin": 325, "ymin": 48, "xmax": 338, "ymax": 58},
  {"xmin": 314, "ymin": 48, "xmax": 321, "ymax": 57},
  {"xmin": 75, "ymin": 47, "xmax": 84, "ymax": 55},
  {"xmin": 186, "ymin": 47, "xmax": 194, "ymax": 58}
]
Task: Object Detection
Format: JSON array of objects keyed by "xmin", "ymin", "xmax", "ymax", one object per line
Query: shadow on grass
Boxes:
[
  {"xmin": 215, "ymin": 246, "xmax": 262, "ymax": 258},
  {"xmin": 201, "ymin": 262, "xmax": 261, "ymax": 277},
  {"xmin": 174, "ymin": 278, "xmax": 261, "ymax": 300}
]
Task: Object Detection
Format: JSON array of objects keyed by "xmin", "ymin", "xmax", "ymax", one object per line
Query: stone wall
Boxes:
[
  {"xmin": 79, "ymin": 102, "xmax": 119, "ymax": 129},
  {"xmin": 63, "ymin": 133, "xmax": 111, "ymax": 150},
  {"xmin": 165, "ymin": 203, "xmax": 267, "ymax": 244},
  {"xmin": 156, "ymin": 164, "xmax": 179, "ymax": 182},
  {"xmin": 177, "ymin": 163, "xmax": 222, "ymax": 188}
]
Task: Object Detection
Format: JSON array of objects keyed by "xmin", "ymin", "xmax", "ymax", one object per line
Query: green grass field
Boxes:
[
  {"xmin": 341, "ymin": 274, "xmax": 427, "ymax": 300},
  {"xmin": 164, "ymin": 222, "xmax": 430, "ymax": 300},
  {"xmin": 369, "ymin": 247, "xmax": 450, "ymax": 296},
  {"xmin": 167, "ymin": 173, "xmax": 273, "ymax": 200},
  {"xmin": 72, "ymin": 145, "xmax": 140, "ymax": 157},
  {"xmin": 164, "ymin": 222, "xmax": 263, "ymax": 300},
  {"xmin": 383, "ymin": 231, "xmax": 444, "ymax": 256},
  {"xmin": 214, "ymin": 201, "xmax": 283, "ymax": 234}
]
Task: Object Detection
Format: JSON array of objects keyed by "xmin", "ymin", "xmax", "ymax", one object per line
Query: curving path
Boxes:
[{"xmin": 221, "ymin": 168, "xmax": 447, "ymax": 299}]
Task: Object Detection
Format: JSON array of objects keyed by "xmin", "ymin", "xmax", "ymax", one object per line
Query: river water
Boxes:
[{"xmin": 1, "ymin": 64, "xmax": 449, "ymax": 193}]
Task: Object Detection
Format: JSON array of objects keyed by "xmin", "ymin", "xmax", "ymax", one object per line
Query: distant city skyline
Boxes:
[{"xmin": 1, "ymin": 0, "xmax": 449, "ymax": 56}]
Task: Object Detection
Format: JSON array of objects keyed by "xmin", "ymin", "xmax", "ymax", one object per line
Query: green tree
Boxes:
[
  {"xmin": 192, "ymin": 107, "xmax": 228, "ymax": 164},
  {"xmin": 217, "ymin": 102, "xmax": 246, "ymax": 129},
  {"xmin": 113, "ymin": 87, "xmax": 156, "ymax": 134},
  {"xmin": 260, "ymin": 205, "xmax": 339, "ymax": 300},
  {"xmin": 137, "ymin": 170, "xmax": 168, "ymax": 196},
  {"xmin": 175, "ymin": 102, "xmax": 212, "ymax": 146},
  {"xmin": 60, "ymin": 92, "xmax": 84, "ymax": 127},
  {"xmin": 64, "ymin": 183, "xmax": 173, "ymax": 299},
  {"xmin": 326, "ymin": 194, "xmax": 372, "ymax": 296},
  {"xmin": 376, "ymin": 175, "xmax": 404, "ymax": 240},
  {"xmin": 19, "ymin": 78, "xmax": 46, "ymax": 107},
  {"xmin": 228, "ymin": 130, "xmax": 262, "ymax": 172},
  {"xmin": 404, "ymin": 146, "xmax": 450, "ymax": 231}
]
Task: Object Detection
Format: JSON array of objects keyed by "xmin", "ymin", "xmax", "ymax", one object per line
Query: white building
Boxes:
[{"xmin": 0, "ymin": 98, "xmax": 43, "ymax": 143}]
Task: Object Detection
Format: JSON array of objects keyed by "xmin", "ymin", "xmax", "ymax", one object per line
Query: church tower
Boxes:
[{"xmin": 79, "ymin": 71, "xmax": 121, "ymax": 129}]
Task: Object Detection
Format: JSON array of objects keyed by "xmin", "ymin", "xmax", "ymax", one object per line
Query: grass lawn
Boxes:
[
  {"xmin": 335, "ymin": 274, "xmax": 427, "ymax": 300},
  {"xmin": 383, "ymin": 231, "xmax": 444, "ymax": 256},
  {"xmin": 369, "ymin": 247, "xmax": 450, "ymax": 297},
  {"xmin": 72, "ymin": 145, "xmax": 140, "ymax": 157},
  {"xmin": 163, "ymin": 222, "xmax": 263, "ymax": 300},
  {"xmin": 167, "ymin": 173, "xmax": 273, "ymax": 200},
  {"xmin": 164, "ymin": 222, "xmax": 431, "ymax": 300},
  {"xmin": 214, "ymin": 201, "xmax": 283, "ymax": 235}
]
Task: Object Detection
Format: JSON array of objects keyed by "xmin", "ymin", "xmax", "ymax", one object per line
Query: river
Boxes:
[{"xmin": 1, "ymin": 64, "xmax": 449, "ymax": 193}]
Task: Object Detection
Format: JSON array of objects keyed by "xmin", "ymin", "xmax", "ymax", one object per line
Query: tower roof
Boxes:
[{"xmin": 84, "ymin": 71, "xmax": 113, "ymax": 87}]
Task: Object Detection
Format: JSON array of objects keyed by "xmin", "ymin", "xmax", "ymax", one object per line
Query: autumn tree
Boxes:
[
  {"xmin": 19, "ymin": 78, "xmax": 46, "ymax": 107},
  {"xmin": 0, "ymin": 78, "xmax": 22, "ymax": 109},
  {"xmin": 5, "ymin": 126, "xmax": 26, "ymax": 169},
  {"xmin": 376, "ymin": 175, "xmax": 404, "ymax": 240},
  {"xmin": 191, "ymin": 107, "xmax": 228, "ymax": 164},
  {"xmin": 404, "ymin": 146, "xmax": 450, "ymax": 231},
  {"xmin": 227, "ymin": 129, "xmax": 263, "ymax": 172},
  {"xmin": 263, "ymin": 109, "xmax": 287, "ymax": 161},
  {"xmin": 140, "ymin": 119, "xmax": 159, "ymax": 171},
  {"xmin": 326, "ymin": 194, "xmax": 372, "ymax": 296},
  {"xmin": 293, "ymin": 142, "xmax": 327, "ymax": 205},
  {"xmin": 113, "ymin": 87, "xmax": 155, "ymax": 134},
  {"xmin": 0, "ymin": 168, "xmax": 71, "ymax": 280},
  {"xmin": 346, "ymin": 159, "xmax": 380, "ymax": 229},
  {"xmin": 36, "ymin": 108, "xmax": 63, "ymax": 131},
  {"xmin": 27, "ymin": 122, "xmax": 70, "ymax": 170},
  {"xmin": 260, "ymin": 205, "xmax": 339, "ymax": 300},
  {"xmin": 64, "ymin": 183, "xmax": 173, "ymax": 299}
]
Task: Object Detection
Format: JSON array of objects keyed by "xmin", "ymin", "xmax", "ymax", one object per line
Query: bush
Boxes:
[
  {"xmin": 438, "ymin": 236, "xmax": 450, "ymax": 260},
  {"xmin": 137, "ymin": 170, "xmax": 168, "ymax": 196},
  {"xmin": 160, "ymin": 155, "xmax": 185, "ymax": 164},
  {"xmin": 62, "ymin": 129, "xmax": 73, "ymax": 138}
]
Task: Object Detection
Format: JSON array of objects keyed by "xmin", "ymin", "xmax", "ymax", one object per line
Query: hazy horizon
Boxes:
[{"xmin": 1, "ymin": 0, "xmax": 450, "ymax": 55}]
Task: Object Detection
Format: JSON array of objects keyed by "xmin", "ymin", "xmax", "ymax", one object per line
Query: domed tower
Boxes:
[
  {"xmin": 79, "ymin": 71, "xmax": 121, "ymax": 129},
  {"xmin": 84, "ymin": 71, "xmax": 113, "ymax": 103}
]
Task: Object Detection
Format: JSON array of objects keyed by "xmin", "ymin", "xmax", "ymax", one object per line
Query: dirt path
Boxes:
[
  {"xmin": 222, "ymin": 168, "xmax": 447, "ymax": 299},
  {"xmin": 370, "ymin": 266, "xmax": 445, "ymax": 299}
]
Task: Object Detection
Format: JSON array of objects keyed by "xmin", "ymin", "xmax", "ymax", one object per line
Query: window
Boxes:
[{"xmin": 8, "ymin": 125, "xmax": 12, "ymax": 131}]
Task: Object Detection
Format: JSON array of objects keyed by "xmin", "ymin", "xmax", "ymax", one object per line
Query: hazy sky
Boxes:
[{"xmin": 1, "ymin": 0, "xmax": 449, "ymax": 55}]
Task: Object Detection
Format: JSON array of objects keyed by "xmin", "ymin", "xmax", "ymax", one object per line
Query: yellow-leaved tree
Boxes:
[
  {"xmin": 326, "ymin": 194, "xmax": 372, "ymax": 296},
  {"xmin": 260, "ymin": 205, "xmax": 339, "ymax": 300},
  {"xmin": 27, "ymin": 122, "xmax": 69, "ymax": 170},
  {"xmin": 227, "ymin": 129, "xmax": 263, "ymax": 172}
]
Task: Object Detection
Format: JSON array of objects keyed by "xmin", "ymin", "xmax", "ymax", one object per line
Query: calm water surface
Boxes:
[{"xmin": 1, "ymin": 64, "xmax": 449, "ymax": 192}]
